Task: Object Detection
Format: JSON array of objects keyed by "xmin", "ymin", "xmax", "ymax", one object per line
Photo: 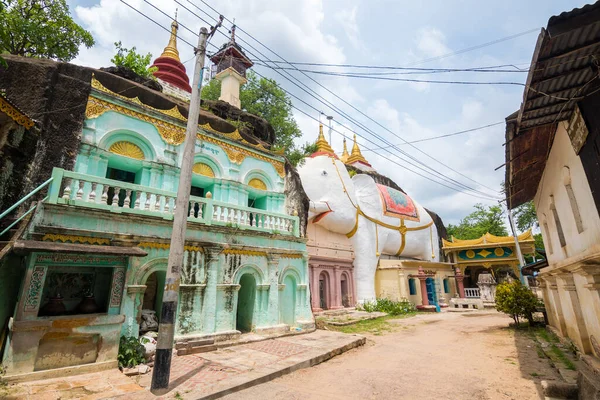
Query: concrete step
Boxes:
[
  {"xmin": 174, "ymin": 338, "xmax": 214, "ymax": 350},
  {"xmin": 176, "ymin": 344, "xmax": 218, "ymax": 356}
]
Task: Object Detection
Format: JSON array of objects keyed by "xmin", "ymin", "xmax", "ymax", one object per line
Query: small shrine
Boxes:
[
  {"xmin": 209, "ymin": 25, "xmax": 254, "ymax": 108},
  {"xmin": 442, "ymin": 231, "xmax": 536, "ymax": 301}
]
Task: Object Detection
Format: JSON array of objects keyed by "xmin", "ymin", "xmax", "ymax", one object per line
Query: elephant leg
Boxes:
[{"xmin": 351, "ymin": 222, "xmax": 379, "ymax": 303}]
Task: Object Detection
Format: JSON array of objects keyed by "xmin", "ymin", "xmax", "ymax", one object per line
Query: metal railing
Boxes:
[
  {"xmin": 464, "ymin": 288, "xmax": 481, "ymax": 298},
  {"xmin": 47, "ymin": 168, "xmax": 299, "ymax": 237}
]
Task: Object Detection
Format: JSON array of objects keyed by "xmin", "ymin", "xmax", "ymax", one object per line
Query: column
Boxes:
[
  {"xmin": 417, "ymin": 267, "xmax": 429, "ymax": 307},
  {"xmin": 309, "ymin": 265, "xmax": 321, "ymax": 311},
  {"xmin": 455, "ymin": 267, "xmax": 466, "ymax": 299},
  {"xmin": 203, "ymin": 246, "xmax": 223, "ymax": 333},
  {"xmin": 556, "ymin": 273, "xmax": 592, "ymax": 353},
  {"xmin": 331, "ymin": 266, "xmax": 343, "ymax": 309},
  {"xmin": 574, "ymin": 266, "xmax": 600, "ymax": 356},
  {"xmin": 397, "ymin": 270, "xmax": 408, "ymax": 300},
  {"xmin": 267, "ymin": 254, "xmax": 281, "ymax": 326},
  {"xmin": 545, "ymin": 275, "xmax": 568, "ymax": 336}
]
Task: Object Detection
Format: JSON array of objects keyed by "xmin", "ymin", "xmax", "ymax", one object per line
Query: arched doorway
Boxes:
[
  {"xmin": 340, "ymin": 274, "xmax": 349, "ymax": 307},
  {"xmin": 319, "ymin": 271, "xmax": 329, "ymax": 310},
  {"xmin": 236, "ymin": 273, "xmax": 256, "ymax": 333},
  {"xmin": 281, "ymin": 275, "xmax": 297, "ymax": 326},
  {"xmin": 140, "ymin": 270, "xmax": 166, "ymax": 333}
]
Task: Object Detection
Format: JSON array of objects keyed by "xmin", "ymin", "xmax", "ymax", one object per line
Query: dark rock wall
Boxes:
[
  {"xmin": 284, "ymin": 159, "xmax": 310, "ymax": 238},
  {"xmin": 0, "ymin": 55, "xmax": 93, "ymax": 206}
]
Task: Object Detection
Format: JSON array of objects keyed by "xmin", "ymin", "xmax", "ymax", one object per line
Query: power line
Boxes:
[
  {"xmin": 122, "ymin": 1, "xmax": 503, "ymax": 200},
  {"xmin": 193, "ymin": 0, "xmax": 503, "ymax": 196},
  {"xmin": 362, "ymin": 122, "xmax": 505, "ymax": 151},
  {"xmin": 249, "ymin": 60, "xmax": 531, "ymax": 71},
  {"xmin": 185, "ymin": 1, "xmax": 503, "ymax": 199}
]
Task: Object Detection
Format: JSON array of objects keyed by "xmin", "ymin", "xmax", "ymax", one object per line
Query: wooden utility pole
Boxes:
[
  {"xmin": 151, "ymin": 17, "xmax": 222, "ymax": 394},
  {"xmin": 507, "ymin": 207, "xmax": 529, "ymax": 287}
]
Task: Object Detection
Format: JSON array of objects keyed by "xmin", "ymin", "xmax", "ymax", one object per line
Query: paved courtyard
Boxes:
[{"xmin": 224, "ymin": 311, "xmax": 563, "ymax": 400}]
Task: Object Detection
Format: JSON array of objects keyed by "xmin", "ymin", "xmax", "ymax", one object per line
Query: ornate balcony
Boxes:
[{"xmin": 47, "ymin": 168, "xmax": 299, "ymax": 237}]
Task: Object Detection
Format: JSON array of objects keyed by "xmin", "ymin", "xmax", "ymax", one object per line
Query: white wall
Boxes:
[{"xmin": 534, "ymin": 121, "xmax": 600, "ymax": 264}]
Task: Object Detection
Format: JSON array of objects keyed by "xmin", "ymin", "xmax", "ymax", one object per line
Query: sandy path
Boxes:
[{"xmin": 222, "ymin": 311, "xmax": 560, "ymax": 400}]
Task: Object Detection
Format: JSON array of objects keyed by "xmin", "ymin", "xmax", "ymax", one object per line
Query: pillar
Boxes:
[
  {"xmin": 203, "ymin": 246, "xmax": 222, "ymax": 333},
  {"xmin": 455, "ymin": 267, "xmax": 466, "ymax": 298},
  {"xmin": 418, "ymin": 267, "xmax": 429, "ymax": 307},
  {"xmin": 331, "ymin": 266, "xmax": 342, "ymax": 309},
  {"xmin": 556, "ymin": 273, "xmax": 592, "ymax": 353},
  {"xmin": 574, "ymin": 266, "xmax": 600, "ymax": 357},
  {"xmin": 545, "ymin": 276, "xmax": 568, "ymax": 336},
  {"xmin": 309, "ymin": 264, "xmax": 321, "ymax": 311},
  {"xmin": 267, "ymin": 254, "xmax": 280, "ymax": 326}
]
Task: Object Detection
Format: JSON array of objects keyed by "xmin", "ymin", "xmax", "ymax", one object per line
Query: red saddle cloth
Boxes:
[{"xmin": 376, "ymin": 184, "xmax": 420, "ymax": 222}]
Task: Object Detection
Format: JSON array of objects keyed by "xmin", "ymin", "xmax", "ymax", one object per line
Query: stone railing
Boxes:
[
  {"xmin": 464, "ymin": 288, "xmax": 481, "ymax": 298},
  {"xmin": 47, "ymin": 168, "xmax": 299, "ymax": 237}
]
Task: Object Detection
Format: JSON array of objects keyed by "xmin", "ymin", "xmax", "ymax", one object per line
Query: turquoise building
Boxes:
[{"xmin": 0, "ymin": 25, "xmax": 313, "ymax": 379}]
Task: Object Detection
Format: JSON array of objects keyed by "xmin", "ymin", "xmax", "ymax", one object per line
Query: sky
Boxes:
[{"xmin": 67, "ymin": 0, "xmax": 589, "ymax": 226}]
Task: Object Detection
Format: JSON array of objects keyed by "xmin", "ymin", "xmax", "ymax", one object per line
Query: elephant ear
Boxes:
[{"xmin": 352, "ymin": 174, "xmax": 383, "ymax": 217}]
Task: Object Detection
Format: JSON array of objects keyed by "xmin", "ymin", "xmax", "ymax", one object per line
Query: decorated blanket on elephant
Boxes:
[{"xmin": 376, "ymin": 184, "xmax": 420, "ymax": 222}]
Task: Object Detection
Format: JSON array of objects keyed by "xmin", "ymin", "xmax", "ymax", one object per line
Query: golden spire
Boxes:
[
  {"xmin": 160, "ymin": 12, "xmax": 181, "ymax": 62},
  {"xmin": 346, "ymin": 134, "xmax": 370, "ymax": 165},
  {"xmin": 340, "ymin": 137, "xmax": 350, "ymax": 163},
  {"xmin": 315, "ymin": 123, "xmax": 335, "ymax": 154}
]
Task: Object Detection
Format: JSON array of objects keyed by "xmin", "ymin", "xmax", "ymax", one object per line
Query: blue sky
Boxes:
[{"xmin": 67, "ymin": 0, "xmax": 589, "ymax": 226}]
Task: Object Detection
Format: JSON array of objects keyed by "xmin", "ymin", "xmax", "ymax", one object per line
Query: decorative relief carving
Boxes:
[
  {"xmin": 24, "ymin": 267, "xmax": 46, "ymax": 311},
  {"xmin": 223, "ymin": 249, "xmax": 267, "ymax": 257},
  {"xmin": 248, "ymin": 178, "xmax": 267, "ymax": 190},
  {"xmin": 35, "ymin": 253, "xmax": 124, "ymax": 264},
  {"xmin": 109, "ymin": 141, "xmax": 145, "ymax": 160},
  {"xmin": 42, "ymin": 234, "xmax": 110, "ymax": 246},
  {"xmin": 85, "ymin": 96, "xmax": 286, "ymax": 177},
  {"xmin": 110, "ymin": 268, "xmax": 126, "ymax": 307},
  {"xmin": 137, "ymin": 242, "xmax": 202, "ymax": 252},
  {"xmin": 193, "ymin": 163, "xmax": 215, "ymax": 177},
  {"xmin": 567, "ymin": 105, "xmax": 589, "ymax": 155}
]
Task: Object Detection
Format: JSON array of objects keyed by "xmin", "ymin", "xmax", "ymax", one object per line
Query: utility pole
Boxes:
[
  {"xmin": 507, "ymin": 207, "xmax": 529, "ymax": 287},
  {"xmin": 327, "ymin": 115, "xmax": 333, "ymax": 145},
  {"xmin": 151, "ymin": 17, "xmax": 223, "ymax": 395}
]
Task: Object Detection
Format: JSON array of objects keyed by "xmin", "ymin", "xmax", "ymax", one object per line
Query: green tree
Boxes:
[
  {"xmin": 111, "ymin": 41, "xmax": 157, "ymax": 79},
  {"xmin": 202, "ymin": 71, "xmax": 307, "ymax": 164},
  {"xmin": 0, "ymin": 0, "xmax": 94, "ymax": 61},
  {"xmin": 513, "ymin": 200, "xmax": 538, "ymax": 232},
  {"xmin": 446, "ymin": 203, "xmax": 508, "ymax": 240},
  {"xmin": 495, "ymin": 281, "xmax": 539, "ymax": 326}
]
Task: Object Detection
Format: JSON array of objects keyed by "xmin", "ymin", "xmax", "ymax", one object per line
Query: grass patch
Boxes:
[
  {"xmin": 327, "ymin": 314, "xmax": 415, "ymax": 335},
  {"xmin": 549, "ymin": 344, "xmax": 577, "ymax": 370}
]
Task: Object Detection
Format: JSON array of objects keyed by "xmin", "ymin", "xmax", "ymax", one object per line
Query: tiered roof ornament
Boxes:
[
  {"xmin": 345, "ymin": 134, "xmax": 373, "ymax": 170},
  {"xmin": 340, "ymin": 138, "xmax": 350, "ymax": 163},
  {"xmin": 150, "ymin": 13, "xmax": 192, "ymax": 93},
  {"xmin": 209, "ymin": 25, "xmax": 254, "ymax": 109},
  {"xmin": 311, "ymin": 123, "xmax": 338, "ymax": 158}
]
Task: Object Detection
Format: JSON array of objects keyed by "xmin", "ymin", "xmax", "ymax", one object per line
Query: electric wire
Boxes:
[
  {"xmin": 192, "ymin": 0, "xmax": 504, "ymax": 197},
  {"xmin": 119, "ymin": 0, "xmax": 504, "ymax": 201}
]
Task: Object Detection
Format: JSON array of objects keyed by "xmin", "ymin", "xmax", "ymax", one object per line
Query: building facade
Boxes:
[
  {"xmin": 0, "ymin": 24, "xmax": 313, "ymax": 380},
  {"xmin": 505, "ymin": 3, "xmax": 600, "ymax": 360}
]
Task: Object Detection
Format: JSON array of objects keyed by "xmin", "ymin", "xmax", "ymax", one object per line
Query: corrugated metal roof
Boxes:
[{"xmin": 506, "ymin": 1, "xmax": 600, "ymax": 209}]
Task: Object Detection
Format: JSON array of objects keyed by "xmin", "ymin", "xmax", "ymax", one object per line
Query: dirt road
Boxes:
[{"xmin": 223, "ymin": 311, "xmax": 561, "ymax": 400}]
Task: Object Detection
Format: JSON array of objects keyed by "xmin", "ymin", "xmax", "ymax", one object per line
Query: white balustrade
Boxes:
[
  {"xmin": 53, "ymin": 170, "xmax": 298, "ymax": 236},
  {"xmin": 465, "ymin": 288, "xmax": 481, "ymax": 298}
]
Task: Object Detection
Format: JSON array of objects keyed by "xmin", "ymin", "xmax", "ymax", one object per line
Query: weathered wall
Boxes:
[
  {"xmin": 284, "ymin": 159, "xmax": 310, "ymax": 238},
  {"xmin": 0, "ymin": 254, "xmax": 26, "ymax": 357},
  {"xmin": 0, "ymin": 56, "xmax": 93, "ymax": 203}
]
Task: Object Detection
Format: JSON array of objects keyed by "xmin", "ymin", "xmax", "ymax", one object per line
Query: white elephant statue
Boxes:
[{"xmin": 298, "ymin": 154, "xmax": 439, "ymax": 303}]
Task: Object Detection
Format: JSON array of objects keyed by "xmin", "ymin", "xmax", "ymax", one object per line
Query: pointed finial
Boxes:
[
  {"xmin": 315, "ymin": 123, "xmax": 335, "ymax": 154},
  {"xmin": 160, "ymin": 10, "xmax": 181, "ymax": 61},
  {"xmin": 231, "ymin": 23, "xmax": 236, "ymax": 43},
  {"xmin": 346, "ymin": 134, "xmax": 370, "ymax": 165},
  {"xmin": 340, "ymin": 137, "xmax": 350, "ymax": 163}
]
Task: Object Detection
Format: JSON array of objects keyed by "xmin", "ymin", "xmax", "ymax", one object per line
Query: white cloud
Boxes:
[
  {"xmin": 416, "ymin": 27, "xmax": 451, "ymax": 58},
  {"xmin": 335, "ymin": 6, "xmax": 362, "ymax": 50}
]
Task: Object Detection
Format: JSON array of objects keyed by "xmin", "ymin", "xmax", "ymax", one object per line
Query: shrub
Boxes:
[
  {"xmin": 117, "ymin": 336, "xmax": 146, "ymax": 368},
  {"xmin": 495, "ymin": 281, "xmax": 538, "ymax": 326},
  {"xmin": 357, "ymin": 298, "xmax": 416, "ymax": 316}
]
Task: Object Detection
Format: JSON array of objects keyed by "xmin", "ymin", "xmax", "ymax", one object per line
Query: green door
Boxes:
[
  {"xmin": 236, "ymin": 274, "xmax": 256, "ymax": 333},
  {"xmin": 281, "ymin": 275, "xmax": 297, "ymax": 326}
]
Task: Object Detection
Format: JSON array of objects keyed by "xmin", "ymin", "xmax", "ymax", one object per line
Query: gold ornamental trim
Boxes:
[
  {"xmin": 223, "ymin": 249, "xmax": 267, "ymax": 257},
  {"xmin": 193, "ymin": 162, "xmax": 215, "ymax": 177},
  {"xmin": 42, "ymin": 234, "xmax": 110, "ymax": 246},
  {"xmin": 0, "ymin": 96, "xmax": 34, "ymax": 129},
  {"xmin": 248, "ymin": 178, "xmax": 267, "ymax": 190},
  {"xmin": 138, "ymin": 242, "xmax": 202, "ymax": 252},
  {"xmin": 85, "ymin": 96, "xmax": 286, "ymax": 177},
  {"xmin": 109, "ymin": 141, "xmax": 145, "ymax": 160},
  {"xmin": 442, "ymin": 229, "xmax": 535, "ymax": 249}
]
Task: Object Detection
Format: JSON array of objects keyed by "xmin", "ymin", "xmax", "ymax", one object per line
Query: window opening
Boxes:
[
  {"xmin": 543, "ymin": 221, "xmax": 554, "ymax": 255},
  {"xmin": 550, "ymin": 203, "xmax": 567, "ymax": 248},
  {"xmin": 565, "ymin": 184, "xmax": 584, "ymax": 233},
  {"xmin": 408, "ymin": 278, "xmax": 416, "ymax": 295}
]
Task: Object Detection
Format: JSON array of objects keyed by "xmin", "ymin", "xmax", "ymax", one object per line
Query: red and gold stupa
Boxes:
[{"xmin": 150, "ymin": 17, "xmax": 191, "ymax": 93}]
